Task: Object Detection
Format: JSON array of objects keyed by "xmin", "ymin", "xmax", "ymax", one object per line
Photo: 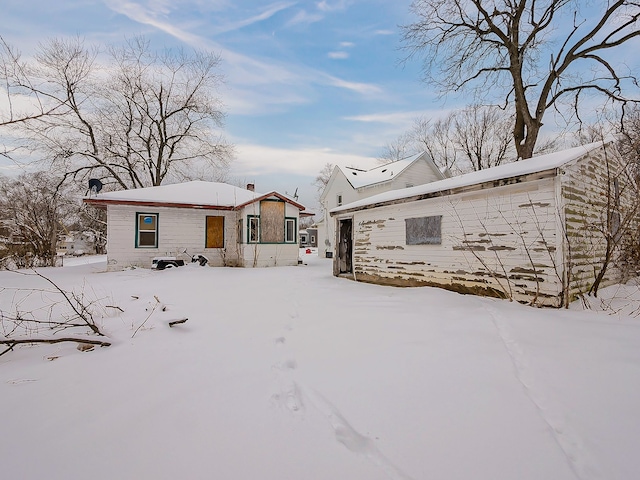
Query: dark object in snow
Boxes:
[
  {"xmin": 169, "ymin": 318, "xmax": 188, "ymax": 327},
  {"xmin": 88, "ymin": 178, "xmax": 103, "ymax": 195},
  {"xmin": 191, "ymin": 254, "xmax": 209, "ymax": 266},
  {"xmin": 152, "ymin": 257, "xmax": 185, "ymax": 270}
]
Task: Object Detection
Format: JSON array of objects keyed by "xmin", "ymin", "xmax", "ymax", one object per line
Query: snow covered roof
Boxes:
[
  {"xmin": 84, "ymin": 181, "xmax": 305, "ymax": 211},
  {"xmin": 341, "ymin": 152, "xmax": 427, "ymax": 189},
  {"xmin": 331, "ymin": 140, "xmax": 613, "ymax": 214}
]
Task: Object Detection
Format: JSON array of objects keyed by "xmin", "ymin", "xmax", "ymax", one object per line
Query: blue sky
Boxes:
[
  {"xmin": 3, "ymin": 0, "xmax": 439, "ymax": 210},
  {"xmin": 2, "ymin": 1, "xmax": 638, "ymax": 212}
]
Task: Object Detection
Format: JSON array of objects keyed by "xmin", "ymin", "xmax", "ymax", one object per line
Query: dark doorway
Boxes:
[{"xmin": 338, "ymin": 218, "xmax": 353, "ymax": 274}]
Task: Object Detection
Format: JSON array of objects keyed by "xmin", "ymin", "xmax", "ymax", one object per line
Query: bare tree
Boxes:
[
  {"xmin": 0, "ymin": 172, "xmax": 76, "ymax": 267},
  {"xmin": 402, "ymin": 1, "xmax": 640, "ymax": 159},
  {"xmin": 313, "ymin": 162, "xmax": 334, "ymax": 201},
  {"xmin": 380, "ymin": 105, "xmax": 516, "ymax": 173},
  {"xmin": 379, "ymin": 132, "xmax": 415, "ymax": 163},
  {"xmin": 1, "ymin": 36, "xmax": 232, "ymax": 188}
]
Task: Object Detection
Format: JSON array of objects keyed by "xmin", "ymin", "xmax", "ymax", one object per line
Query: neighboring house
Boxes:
[
  {"xmin": 57, "ymin": 232, "xmax": 96, "ymax": 256},
  {"xmin": 317, "ymin": 152, "xmax": 447, "ymax": 258},
  {"xmin": 84, "ymin": 181, "xmax": 306, "ymax": 270},
  {"xmin": 330, "ymin": 139, "xmax": 636, "ymax": 307},
  {"xmin": 299, "ymin": 228, "xmax": 318, "ymax": 248}
]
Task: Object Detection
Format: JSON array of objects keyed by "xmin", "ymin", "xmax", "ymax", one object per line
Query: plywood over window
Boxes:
[
  {"xmin": 206, "ymin": 216, "xmax": 224, "ymax": 248},
  {"xmin": 260, "ymin": 200, "xmax": 285, "ymax": 243},
  {"xmin": 406, "ymin": 215, "xmax": 442, "ymax": 245}
]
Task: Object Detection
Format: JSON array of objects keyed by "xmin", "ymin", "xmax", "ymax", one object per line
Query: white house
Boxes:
[
  {"xmin": 57, "ymin": 231, "xmax": 97, "ymax": 256},
  {"xmin": 330, "ymin": 140, "xmax": 636, "ymax": 307},
  {"xmin": 317, "ymin": 151, "xmax": 447, "ymax": 258},
  {"xmin": 84, "ymin": 181, "xmax": 306, "ymax": 270}
]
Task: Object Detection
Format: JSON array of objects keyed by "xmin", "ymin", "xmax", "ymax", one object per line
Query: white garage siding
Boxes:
[{"xmin": 338, "ymin": 176, "xmax": 564, "ymax": 306}]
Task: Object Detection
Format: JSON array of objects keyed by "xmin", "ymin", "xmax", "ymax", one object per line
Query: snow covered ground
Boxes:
[{"xmin": 1, "ymin": 251, "xmax": 639, "ymax": 480}]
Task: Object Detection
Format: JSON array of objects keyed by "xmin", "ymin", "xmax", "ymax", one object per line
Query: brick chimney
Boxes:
[{"xmin": 246, "ymin": 183, "xmax": 255, "ymax": 192}]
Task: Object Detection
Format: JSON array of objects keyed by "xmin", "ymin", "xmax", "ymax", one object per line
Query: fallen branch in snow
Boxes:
[
  {"xmin": 132, "ymin": 295, "xmax": 161, "ymax": 338},
  {"xmin": 168, "ymin": 318, "xmax": 188, "ymax": 327},
  {"xmin": 0, "ymin": 338, "xmax": 111, "ymax": 357},
  {"xmin": 0, "ymin": 270, "xmax": 112, "ymax": 356}
]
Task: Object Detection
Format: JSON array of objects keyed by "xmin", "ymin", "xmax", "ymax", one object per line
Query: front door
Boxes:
[{"xmin": 338, "ymin": 218, "xmax": 353, "ymax": 274}]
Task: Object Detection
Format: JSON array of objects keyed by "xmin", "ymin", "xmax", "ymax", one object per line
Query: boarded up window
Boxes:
[
  {"xmin": 137, "ymin": 213, "xmax": 158, "ymax": 248},
  {"xmin": 405, "ymin": 216, "xmax": 442, "ymax": 245},
  {"xmin": 260, "ymin": 200, "xmax": 285, "ymax": 243},
  {"xmin": 206, "ymin": 216, "xmax": 224, "ymax": 248}
]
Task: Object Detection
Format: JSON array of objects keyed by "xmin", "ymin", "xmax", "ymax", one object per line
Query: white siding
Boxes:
[
  {"xmin": 237, "ymin": 202, "xmax": 300, "ymax": 267},
  {"xmin": 319, "ymin": 171, "xmax": 360, "ymax": 258},
  {"xmin": 561, "ymin": 147, "xmax": 632, "ymax": 301},
  {"xmin": 389, "ymin": 157, "xmax": 443, "ymax": 189},
  {"xmin": 319, "ymin": 158, "xmax": 443, "ymax": 258},
  {"xmin": 338, "ymin": 177, "xmax": 563, "ymax": 306},
  {"xmin": 106, "ymin": 205, "xmax": 239, "ymax": 271}
]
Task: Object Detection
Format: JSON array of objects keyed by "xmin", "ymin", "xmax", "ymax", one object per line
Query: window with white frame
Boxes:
[
  {"xmin": 337, "ymin": 194, "xmax": 343, "ymax": 206},
  {"xmin": 136, "ymin": 213, "xmax": 158, "ymax": 248},
  {"xmin": 285, "ymin": 218, "xmax": 296, "ymax": 243},
  {"xmin": 248, "ymin": 216, "xmax": 260, "ymax": 243}
]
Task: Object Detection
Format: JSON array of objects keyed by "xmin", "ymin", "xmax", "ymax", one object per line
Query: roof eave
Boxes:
[
  {"xmin": 82, "ymin": 198, "xmax": 236, "ymax": 210},
  {"xmin": 331, "ymin": 168, "xmax": 559, "ymax": 216}
]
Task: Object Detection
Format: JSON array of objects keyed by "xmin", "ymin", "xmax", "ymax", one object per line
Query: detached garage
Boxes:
[{"xmin": 330, "ymin": 140, "xmax": 637, "ymax": 307}]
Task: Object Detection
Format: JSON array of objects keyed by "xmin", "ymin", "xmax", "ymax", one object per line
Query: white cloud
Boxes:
[
  {"xmin": 344, "ymin": 109, "xmax": 452, "ymax": 125},
  {"xmin": 232, "ymin": 143, "xmax": 376, "ymax": 177},
  {"xmin": 316, "ymin": 0, "xmax": 350, "ymax": 12},
  {"xmin": 339, "ymin": 41, "xmax": 355, "ymax": 48},
  {"xmin": 374, "ymin": 29, "xmax": 394, "ymax": 35},
  {"xmin": 327, "ymin": 51, "xmax": 349, "ymax": 59},
  {"xmin": 105, "ymin": 0, "xmax": 383, "ymax": 113},
  {"xmin": 210, "ymin": 2, "xmax": 297, "ymax": 35},
  {"xmin": 286, "ymin": 9, "xmax": 324, "ymax": 26},
  {"xmin": 323, "ymin": 76, "xmax": 381, "ymax": 95}
]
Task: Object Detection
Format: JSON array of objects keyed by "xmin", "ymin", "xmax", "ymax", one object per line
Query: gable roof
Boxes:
[
  {"xmin": 341, "ymin": 151, "xmax": 437, "ymax": 189},
  {"xmin": 331, "ymin": 139, "xmax": 615, "ymax": 215},
  {"xmin": 84, "ymin": 181, "xmax": 306, "ymax": 211}
]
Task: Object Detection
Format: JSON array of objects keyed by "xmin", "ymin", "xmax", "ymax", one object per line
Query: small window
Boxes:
[
  {"xmin": 405, "ymin": 183, "xmax": 414, "ymax": 188},
  {"xmin": 406, "ymin": 216, "xmax": 442, "ymax": 245},
  {"xmin": 311, "ymin": 235, "xmax": 315, "ymax": 243},
  {"xmin": 285, "ymin": 218, "xmax": 296, "ymax": 243},
  {"xmin": 237, "ymin": 219, "xmax": 243, "ymax": 243},
  {"xmin": 137, "ymin": 213, "xmax": 158, "ymax": 248},
  {"xmin": 206, "ymin": 216, "xmax": 224, "ymax": 248},
  {"xmin": 248, "ymin": 216, "xmax": 260, "ymax": 243},
  {"xmin": 337, "ymin": 194, "xmax": 343, "ymax": 206}
]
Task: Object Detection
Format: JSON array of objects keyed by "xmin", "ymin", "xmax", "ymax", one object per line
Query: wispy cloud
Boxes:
[
  {"xmin": 210, "ymin": 2, "xmax": 297, "ymax": 35},
  {"xmin": 328, "ymin": 51, "xmax": 349, "ymax": 59},
  {"xmin": 232, "ymin": 143, "xmax": 376, "ymax": 177},
  {"xmin": 374, "ymin": 29, "xmax": 395, "ymax": 35},
  {"xmin": 316, "ymin": 0, "xmax": 350, "ymax": 12},
  {"xmin": 324, "ymin": 76, "xmax": 381, "ymax": 95},
  {"xmin": 340, "ymin": 41, "xmax": 355, "ymax": 48},
  {"xmin": 345, "ymin": 109, "xmax": 452, "ymax": 125},
  {"xmin": 105, "ymin": 0, "xmax": 383, "ymax": 112},
  {"xmin": 286, "ymin": 9, "xmax": 324, "ymax": 26}
]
